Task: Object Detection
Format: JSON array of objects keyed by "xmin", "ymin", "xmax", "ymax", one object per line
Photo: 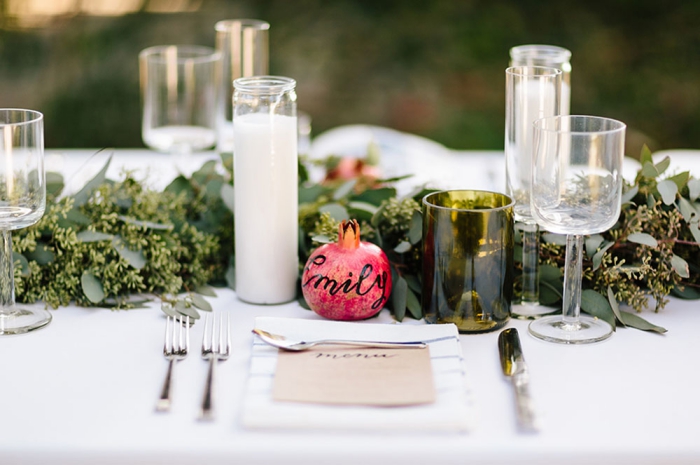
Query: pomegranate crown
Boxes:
[{"xmin": 338, "ymin": 219, "xmax": 361, "ymax": 249}]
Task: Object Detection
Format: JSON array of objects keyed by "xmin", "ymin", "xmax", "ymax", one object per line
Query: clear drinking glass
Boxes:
[
  {"xmin": 215, "ymin": 19, "xmax": 269, "ymax": 153},
  {"xmin": 529, "ymin": 115, "xmax": 626, "ymax": 344},
  {"xmin": 510, "ymin": 45, "xmax": 571, "ymax": 115},
  {"xmin": 139, "ymin": 45, "xmax": 220, "ymax": 157},
  {"xmin": 505, "ymin": 66, "xmax": 561, "ymax": 318},
  {"xmin": 233, "ymin": 76, "xmax": 298, "ymax": 305},
  {"xmin": 0, "ymin": 109, "xmax": 50, "ymax": 334}
]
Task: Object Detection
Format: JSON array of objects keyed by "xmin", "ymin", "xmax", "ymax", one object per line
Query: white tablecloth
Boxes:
[{"xmin": 2, "ymin": 144, "xmax": 699, "ymax": 465}]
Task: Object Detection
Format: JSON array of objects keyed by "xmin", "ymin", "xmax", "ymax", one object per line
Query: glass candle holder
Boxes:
[
  {"xmin": 233, "ymin": 76, "xmax": 298, "ymax": 305},
  {"xmin": 510, "ymin": 44, "xmax": 571, "ymax": 115},
  {"xmin": 215, "ymin": 19, "xmax": 269, "ymax": 153},
  {"xmin": 422, "ymin": 190, "xmax": 515, "ymax": 333}
]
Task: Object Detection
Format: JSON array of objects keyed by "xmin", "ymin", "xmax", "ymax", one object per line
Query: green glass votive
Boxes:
[{"xmin": 422, "ymin": 190, "xmax": 515, "ymax": 333}]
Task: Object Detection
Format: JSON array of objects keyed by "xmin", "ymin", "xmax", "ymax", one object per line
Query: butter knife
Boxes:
[{"xmin": 498, "ymin": 328, "xmax": 539, "ymax": 433}]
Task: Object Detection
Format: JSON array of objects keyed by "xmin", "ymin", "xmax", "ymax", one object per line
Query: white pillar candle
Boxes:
[{"xmin": 233, "ymin": 112, "xmax": 298, "ymax": 304}]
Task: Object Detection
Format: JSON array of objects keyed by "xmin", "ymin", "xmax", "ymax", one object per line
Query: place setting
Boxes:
[{"xmin": 3, "ymin": 10, "xmax": 700, "ymax": 465}]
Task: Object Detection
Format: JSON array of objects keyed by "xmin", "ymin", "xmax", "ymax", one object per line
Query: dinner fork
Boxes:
[
  {"xmin": 199, "ymin": 312, "xmax": 231, "ymax": 421},
  {"xmin": 155, "ymin": 315, "xmax": 190, "ymax": 412}
]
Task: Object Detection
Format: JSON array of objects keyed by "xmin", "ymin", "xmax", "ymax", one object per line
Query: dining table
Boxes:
[{"xmin": 2, "ymin": 127, "xmax": 699, "ymax": 465}]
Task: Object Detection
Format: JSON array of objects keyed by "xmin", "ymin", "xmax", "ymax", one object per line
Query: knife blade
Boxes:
[{"xmin": 498, "ymin": 328, "xmax": 539, "ymax": 433}]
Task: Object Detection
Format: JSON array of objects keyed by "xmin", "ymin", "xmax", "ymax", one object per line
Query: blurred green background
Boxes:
[{"xmin": 0, "ymin": 0, "xmax": 698, "ymax": 156}]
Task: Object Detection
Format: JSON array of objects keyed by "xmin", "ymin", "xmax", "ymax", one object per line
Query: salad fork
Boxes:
[
  {"xmin": 155, "ymin": 315, "xmax": 190, "ymax": 412},
  {"xmin": 199, "ymin": 312, "xmax": 231, "ymax": 421}
]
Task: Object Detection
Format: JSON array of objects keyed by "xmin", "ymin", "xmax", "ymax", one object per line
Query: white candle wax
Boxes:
[{"xmin": 233, "ymin": 113, "xmax": 298, "ymax": 304}]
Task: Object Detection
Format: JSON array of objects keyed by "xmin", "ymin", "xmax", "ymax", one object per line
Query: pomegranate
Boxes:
[
  {"xmin": 302, "ymin": 219, "xmax": 392, "ymax": 320},
  {"xmin": 323, "ymin": 157, "xmax": 382, "ymax": 190}
]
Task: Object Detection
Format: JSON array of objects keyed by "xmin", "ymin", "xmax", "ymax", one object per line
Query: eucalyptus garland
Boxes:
[{"xmin": 13, "ymin": 146, "xmax": 694, "ymax": 333}]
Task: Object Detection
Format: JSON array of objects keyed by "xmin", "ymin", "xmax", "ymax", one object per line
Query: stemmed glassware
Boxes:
[
  {"xmin": 139, "ymin": 45, "xmax": 220, "ymax": 166},
  {"xmin": 505, "ymin": 66, "xmax": 561, "ymax": 318},
  {"xmin": 528, "ymin": 115, "xmax": 626, "ymax": 344},
  {"xmin": 510, "ymin": 45, "xmax": 572, "ymax": 115},
  {"xmin": 0, "ymin": 109, "xmax": 50, "ymax": 334}
]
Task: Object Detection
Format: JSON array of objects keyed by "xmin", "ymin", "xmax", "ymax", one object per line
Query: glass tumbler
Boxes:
[
  {"xmin": 510, "ymin": 44, "xmax": 572, "ymax": 115},
  {"xmin": 215, "ymin": 19, "xmax": 269, "ymax": 153},
  {"xmin": 422, "ymin": 190, "xmax": 515, "ymax": 333},
  {"xmin": 233, "ymin": 76, "xmax": 298, "ymax": 305}
]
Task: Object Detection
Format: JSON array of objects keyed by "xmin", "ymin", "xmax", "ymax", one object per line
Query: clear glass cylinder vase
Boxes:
[{"xmin": 233, "ymin": 76, "xmax": 298, "ymax": 305}]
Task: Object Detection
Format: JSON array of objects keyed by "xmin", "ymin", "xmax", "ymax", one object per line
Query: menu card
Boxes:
[{"xmin": 273, "ymin": 345, "xmax": 436, "ymax": 406}]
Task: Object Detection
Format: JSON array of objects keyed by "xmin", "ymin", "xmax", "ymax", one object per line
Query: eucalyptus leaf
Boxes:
[
  {"xmin": 370, "ymin": 203, "xmax": 386, "ymax": 228},
  {"xmin": 26, "ymin": 244, "xmax": 54, "ymax": 265},
  {"xmin": 656, "ymin": 179, "xmax": 678, "ymax": 205},
  {"xmin": 191, "ymin": 293, "xmax": 213, "ymax": 312},
  {"xmin": 641, "ymin": 161, "xmax": 659, "ymax": 178},
  {"xmin": 112, "ymin": 237, "xmax": 146, "ymax": 270},
  {"xmin": 689, "ymin": 220, "xmax": 700, "ymax": 244},
  {"xmin": 195, "ymin": 285, "xmax": 217, "ymax": 297},
  {"xmin": 671, "ymin": 284, "xmax": 700, "ymax": 300},
  {"xmin": 640, "ymin": 145, "xmax": 653, "ymax": 165},
  {"xmin": 405, "ymin": 287, "xmax": 422, "ymax": 319},
  {"xmin": 668, "ymin": 171, "xmax": 690, "ymax": 190},
  {"xmin": 678, "ymin": 197, "xmax": 698, "ymax": 222},
  {"xmin": 621, "ymin": 185, "xmax": 639, "ymax": 204},
  {"xmin": 118, "ymin": 215, "xmax": 172, "ymax": 231},
  {"xmin": 299, "ymin": 185, "xmax": 328, "ymax": 204},
  {"xmin": 592, "ymin": 241, "xmax": 614, "ymax": 270},
  {"xmin": 73, "ymin": 154, "xmax": 112, "ymax": 207},
  {"xmin": 538, "ymin": 281, "xmax": 562, "ymax": 305},
  {"xmin": 391, "ymin": 276, "xmax": 408, "ymax": 322},
  {"xmin": 65, "ymin": 209, "xmax": 91, "ymax": 226},
  {"xmin": 618, "ymin": 311, "xmax": 667, "ymax": 334},
  {"xmin": 606, "ymin": 286, "xmax": 625, "ymax": 326},
  {"xmin": 311, "ymin": 234, "xmax": 333, "ymax": 244},
  {"xmin": 408, "ymin": 210, "xmax": 422, "ymax": 244},
  {"xmin": 627, "ymin": 232, "xmax": 658, "ymax": 248},
  {"xmin": 347, "ymin": 201, "xmax": 379, "ymax": 216},
  {"xmin": 220, "ymin": 182, "xmax": 235, "ymax": 213},
  {"xmin": 46, "ymin": 171, "xmax": 64, "ymax": 197},
  {"xmin": 333, "ymin": 179, "xmax": 357, "ymax": 200},
  {"xmin": 404, "ymin": 274, "xmax": 421, "ymax": 293},
  {"xmin": 13, "ymin": 252, "xmax": 30, "ymax": 277},
  {"xmin": 671, "ymin": 254, "xmax": 690, "ymax": 278},
  {"xmin": 297, "ymin": 296, "xmax": 311, "ymax": 310},
  {"xmin": 688, "ymin": 179, "xmax": 700, "ymax": 201},
  {"xmin": 539, "ymin": 264, "xmax": 563, "ymax": 282},
  {"xmin": 580, "ymin": 289, "xmax": 616, "ymax": 329},
  {"xmin": 175, "ymin": 300, "xmax": 200, "ymax": 320},
  {"xmin": 319, "ymin": 203, "xmax": 349, "ymax": 221},
  {"xmin": 352, "ymin": 187, "xmax": 396, "ymax": 206},
  {"xmin": 394, "ymin": 241, "xmax": 412, "ymax": 253},
  {"xmin": 654, "ymin": 156, "xmax": 671, "ymax": 176},
  {"xmin": 585, "ymin": 234, "xmax": 605, "ymax": 257},
  {"xmin": 77, "ymin": 230, "xmax": 114, "ymax": 242},
  {"xmin": 160, "ymin": 302, "xmax": 179, "ymax": 318},
  {"xmin": 81, "ymin": 271, "xmax": 105, "ymax": 303},
  {"xmin": 542, "ymin": 233, "xmax": 567, "ymax": 246}
]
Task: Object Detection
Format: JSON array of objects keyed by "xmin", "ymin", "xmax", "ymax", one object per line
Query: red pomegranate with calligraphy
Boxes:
[{"xmin": 302, "ymin": 220, "xmax": 392, "ymax": 320}]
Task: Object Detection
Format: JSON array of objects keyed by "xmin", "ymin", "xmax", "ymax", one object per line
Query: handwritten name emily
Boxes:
[{"xmin": 302, "ymin": 255, "xmax": 389, "ymax": 309}]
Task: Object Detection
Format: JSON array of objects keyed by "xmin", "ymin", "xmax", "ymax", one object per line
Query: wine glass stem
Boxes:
[
  {"xmin": 562, "ymin": 234, "xmax": 583, "ymax": 326},
  {"xmin": 0, "ymin": 230, "xmax": 15, "ymax": 309},
  {"xmin": 520, "ymin": 221, "xmax": 540, "ymax": 305}
]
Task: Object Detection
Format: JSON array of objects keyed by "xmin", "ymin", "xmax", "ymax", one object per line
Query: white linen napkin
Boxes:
[{"xmin": 241, "ymin": 317, "xmax": 474, "ymax": 432}]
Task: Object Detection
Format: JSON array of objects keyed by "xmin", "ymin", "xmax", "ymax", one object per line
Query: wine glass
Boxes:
[
  {"xmin": 139, "ymin": 45, "xmax": 220, "ymax": 168},
  {"xmin": 0, "ymin": 109, "xmax": 50, "ymax": 334},
  {"xmin": 505, "ymin": 66, "xmax": 561, "ymax": 318},
  {"xmin": 529, "ymin": 115, "xmax": 626, "ymax": 344}
]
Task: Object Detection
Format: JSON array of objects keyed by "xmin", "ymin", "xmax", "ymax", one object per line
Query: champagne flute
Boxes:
[
  {"xmin": 529, "ymin": 115, "xmax": 626, "ymax": 344},
  {"xmin": 505, "ymin": 66, "xmax": 561, "ymax": 318},
  {"xmin": 0, "ymin": 109, "xmax": 50, "ymax": 335},
  {"xmin": 139, "ymin": 46, "xmax": 220, "ymax": 168}
]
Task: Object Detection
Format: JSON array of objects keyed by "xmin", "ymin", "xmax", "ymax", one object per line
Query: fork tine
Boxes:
[
  {"xmin": 224, "ymin": 312, "xmax": 231, "ymax": 355},
  {"xmin": 184, "ymin": 315, "xmax": 190, "ymax": 354},
  {"xmin": 202, "ymin": 313, "xmax": 211, "ymax": 352},
  {"xmin": 163, "ymin": 315, "xmax": 171, "ymax": 355}
]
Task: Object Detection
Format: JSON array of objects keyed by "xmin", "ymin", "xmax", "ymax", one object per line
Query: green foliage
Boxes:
[{"xmin": 15, "ymin": 145, "xmax": 699, "ymax": 334}]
